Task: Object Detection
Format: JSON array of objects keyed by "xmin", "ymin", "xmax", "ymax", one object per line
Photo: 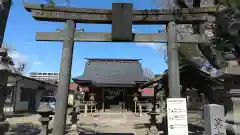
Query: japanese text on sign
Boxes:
[{"xmin": 167, "ymin": 98, "xmax": 188, "ymax": 135}]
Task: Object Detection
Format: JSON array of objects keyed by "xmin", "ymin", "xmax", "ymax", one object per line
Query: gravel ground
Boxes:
[
  {"xmin": 6, "ymin": 114, "xmax": 41, "ymax": 135},
  {"xmin": 4, "ymin": 110, "xmax": 204, "ymax": 135}
]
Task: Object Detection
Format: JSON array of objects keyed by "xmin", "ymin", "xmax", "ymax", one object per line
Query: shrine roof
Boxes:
[{"xmin": 72, "ymin": 58, "xmax": 150, "ymax": 87}]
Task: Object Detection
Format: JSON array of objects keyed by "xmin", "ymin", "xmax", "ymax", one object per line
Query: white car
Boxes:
[{"xmin": 39, "ymin": 96, "xmax": 56, "ymax": 110}]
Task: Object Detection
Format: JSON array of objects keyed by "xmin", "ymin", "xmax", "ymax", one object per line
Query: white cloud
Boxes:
[
  {"xmin": 136, "ymin": 43, "xmax": 167, "ymax": 50},
  {"xmin": 8, "ymin": 51, "xmax": 28, "ymax": 68},
  {"xmin": 33, "ymin": 61, "xmax": 43, "ymax": 65}
]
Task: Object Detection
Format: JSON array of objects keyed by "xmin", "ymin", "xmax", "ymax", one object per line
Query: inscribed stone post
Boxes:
[{"xmin": 204, "ymin": 104, "xmax": 226, "ymax": 135}]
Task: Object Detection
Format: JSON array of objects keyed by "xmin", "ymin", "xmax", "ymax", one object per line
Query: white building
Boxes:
[
  {"xmin": 2, "ymin": 71, "xmax": 57, "ymax": 113},
  {"xmin": 29, "ymin": 72, "xmax": 60, "ymax": 82}
]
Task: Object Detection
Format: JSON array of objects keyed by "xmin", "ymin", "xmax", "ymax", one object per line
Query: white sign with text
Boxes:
[{"xmin": 167, "ymin": 98, "xmax": 188, "ymax": 135}]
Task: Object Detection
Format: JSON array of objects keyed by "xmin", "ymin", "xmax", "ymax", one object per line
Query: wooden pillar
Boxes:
[
  {"xmin": 123, "ymin": 90, "xmax": 125, "ymax": 112},
  {"xmin": 102, "ymin": 89, "xmax": 104, "ymax": 112}
]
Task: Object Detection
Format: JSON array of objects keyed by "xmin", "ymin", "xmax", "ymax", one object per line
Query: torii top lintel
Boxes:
[{"xmin": 23, "ymin": 2, "xmax": 217, "ymax": 24}]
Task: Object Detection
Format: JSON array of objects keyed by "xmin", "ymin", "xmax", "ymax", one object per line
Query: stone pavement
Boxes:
[{"xmin": 5, "ymin": 111, "xmax": 204, "ymax": 135}]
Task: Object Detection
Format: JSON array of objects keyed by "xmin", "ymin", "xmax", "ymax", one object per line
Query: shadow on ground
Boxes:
[
  {"xmin": 8, "ymin": 122, "xmax": 40, "ymax": 135},
  {"xmin": 77, "ymin": 131, "xmax": 135, "ymax": 135},
  {"xmin": 61, "ymin": 122, "xmax": 135, "ymax": 135},
  {"xmin": 188, "ymin": 124, "xmax": 204, "ymax": 135},
  {"xmin": 5, "ymin": 112, "xmax": 37, "ymax": 118},
  {"xmin": 133, "ymin": 122, "xmax": 204, "ymax": 135},
  {"xmin": 93, "ymin": 133, "xmax": 134, "ymax": 135}
]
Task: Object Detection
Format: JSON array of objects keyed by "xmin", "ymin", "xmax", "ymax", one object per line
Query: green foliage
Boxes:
[
  {"xmin": 45, "ymin": 0, "xmax": 55, "ymax": 6},
  {"xmin": 203, "ymin": 65, "xmax": 213, "ymax": 73},
  {"xmin": 154, "ymin": 74, "xmax": 161, "ymax": 78},
  {"xmin": 0, "ymin": 44, "xmax": 26, "ymax": 74},
  {"xmin": 226, "ymin": 0, "xmax": 240, "ymax": 8},
  {"xmin": 46, "ymin": 0, "xmax": 71, "ymax": 6},
  {"xmin": 49, "ymin": 0, "xmax": 55, "ymax": 5},
  {"xmin": 1, "ymin": 55, "xmax": 14, "ymax": 66}
]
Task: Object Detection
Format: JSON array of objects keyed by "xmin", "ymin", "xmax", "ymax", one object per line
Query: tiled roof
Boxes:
[
  {"xmin": 73, "ymin": 58, "xmax": 149, "ymax": 86},
  {"xmin": 140, "ymin": 64, "xmax": 223, "ymax": 89}
]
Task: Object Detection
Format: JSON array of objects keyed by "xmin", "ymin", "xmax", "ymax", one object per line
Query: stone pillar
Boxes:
[
  {"xmin": 138, "ymin": 104, "xmax": 142, "ymax": 117},
  {"xmin": 0, "ymin": 71, "xmax": 9, "ymax": 135},
  {"xmin": 204, "ymin": 104, "xmax": 226, "ymax": 135},
  {"xmin": 167, "ymin": 21, "xmax": 181, "ymax": 98},
  {"xmin": 101, "ymin": 90, "xmax": 104, "ymax": 112},
  {"xmin": 216, "ymin": 66, "xmax": 240, "ymax": 135},
  {"xmin": 84, "ymin": 104, "xmax": 87, "ymax": 116},
  {"xmin": 52, "ymin": 20, "xmax": 75, "ymax": 135}
]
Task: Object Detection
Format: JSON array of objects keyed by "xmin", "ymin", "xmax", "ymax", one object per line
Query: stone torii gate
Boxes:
[{"xmin": 23, "ymin": 2, "xmax": 213, "ymax": 135}]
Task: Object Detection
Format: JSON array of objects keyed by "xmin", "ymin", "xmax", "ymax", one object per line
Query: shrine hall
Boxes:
[{"xmin": 72, "ymin": 58, "xmax": 151, "ymax": 112}]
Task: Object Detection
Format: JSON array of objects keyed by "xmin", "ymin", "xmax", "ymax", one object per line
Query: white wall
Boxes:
[
  {"xmin": 35, "ymin": 91, "xmax": 43, "ymax": 109},
  {"xmin": 13, "ymin": 78, "xmax": 56, "ymax": 112},
  {"xmin": 14, "ymin": 84, "xmax": 28, "ymax": 112}
]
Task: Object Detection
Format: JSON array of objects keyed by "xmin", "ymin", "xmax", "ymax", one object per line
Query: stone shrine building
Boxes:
[{"xmin": 72, "ymin": 58, "xmax": 150, "ymax": 112}]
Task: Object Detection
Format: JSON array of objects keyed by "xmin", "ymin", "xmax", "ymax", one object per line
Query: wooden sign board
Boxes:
[
  {"xmin": 112, "ymin": 3, "xmax": 132, "ymax": 41},
  {"xmin": 167, "ymin": 98, "xmax": 188, "ymax": 135}
]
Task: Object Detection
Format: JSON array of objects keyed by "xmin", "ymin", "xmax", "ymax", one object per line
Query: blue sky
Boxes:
[{"xmin": 4, "ymin": 0, "xmax": 168, "ymax": 77}]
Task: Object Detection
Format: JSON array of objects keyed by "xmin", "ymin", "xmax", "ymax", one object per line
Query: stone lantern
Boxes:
[
  {"xmin": 215, "ymin": 66, "xmax": 240, "ymax": 135},
  {"xmin": 37, "ymin": 103, "xmax": 54, "ymax": 135}
]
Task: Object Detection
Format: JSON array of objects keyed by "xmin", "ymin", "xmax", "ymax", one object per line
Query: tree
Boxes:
[
  {"xmin": 0, "ymin": 44, "xmax": 26, "ymax": 74},
  {"xmin": 45, "ymin": 0, "xmax": 70, "ymax": 6}
]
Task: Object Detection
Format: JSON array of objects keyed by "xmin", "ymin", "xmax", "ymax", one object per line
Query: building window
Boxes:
[{"xmin": 20, "ymin": 88, "xmax": 29, "ymax": 101}]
